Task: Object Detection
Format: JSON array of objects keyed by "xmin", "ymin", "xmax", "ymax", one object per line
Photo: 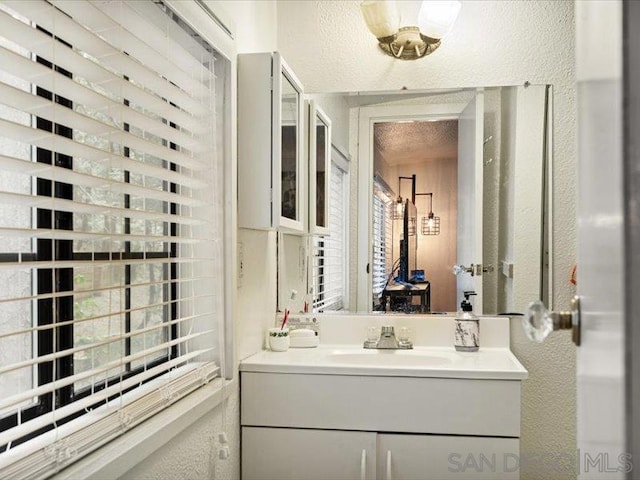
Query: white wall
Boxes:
[
  {"xmin": 119, "ymin": 387, "xmax": 240, "ymax": 480},
  {"xmin": 216, "ymin": 1, "xmax": 278, "ymax": 351},
  {"xmin": 217, "ymin": 0, "xmax": 277, "ymax": 54},
  {"xmin": 308, "ymin": 93, "xmax": 350, "ymax": 155},
  {"xmin": 278, "ymin": 2, "xmax": 577, "ymax": 479}
]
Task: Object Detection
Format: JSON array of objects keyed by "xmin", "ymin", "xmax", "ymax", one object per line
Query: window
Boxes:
[
  {"xmin": 372, "ymin": 176, "xmax": 395, "ymax": 309},
  {"xmin": 311, "ymin": 148, "xmax": 349, "ymax": 312},
  {"xmin": 0, "ymin": 1, "xmax": 226, "ymax": 475}
]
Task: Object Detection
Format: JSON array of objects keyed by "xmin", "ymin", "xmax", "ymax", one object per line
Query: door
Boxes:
[
  {"xmin": 456, "ymin": 90, "xmax": 484, "ymax": 311},
  {"xmin": 242, "ymin": 427, "xmax": 377, "ymax": 480},
  {"xmin": 575, "ymin": 1, "xmax": 625, "ymax": 478},
  {"xmin": 356, "ymin": 102, "xmax": 469, "ymax": 312},
  {"xmin": 377, "ymin": 434, "xmax": 519, "ymax": 480},
  {"xmin": 523, "ymin": 2, "xmax": 626, "ymax": 478}
]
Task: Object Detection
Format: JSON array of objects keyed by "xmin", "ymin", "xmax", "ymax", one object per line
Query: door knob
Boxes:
[
  {"xmin": 522, "ymin": 296, "xmax": 581, "ymax": 346},
  {"xmin": 452, "ymin": 264, "xmax": 493, "ymax": 276},
  {"xmin": 452, "ymin": 264, "xmax": 475, "ymax": 276}
]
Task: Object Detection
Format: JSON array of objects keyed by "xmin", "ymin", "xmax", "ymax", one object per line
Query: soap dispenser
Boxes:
[{"xmin": 455, "ymin": 291, "xmax": 479, "ymax": 352}]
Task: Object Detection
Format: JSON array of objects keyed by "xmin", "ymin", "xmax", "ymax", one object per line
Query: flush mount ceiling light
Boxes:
[{"xmin": 360, "ymin": 0, "xmax": 461, "ymax": 60}]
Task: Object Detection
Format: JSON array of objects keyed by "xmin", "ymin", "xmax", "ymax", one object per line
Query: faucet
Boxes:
[{"xmin": 364, "ymin": 326, "xmax": 413, "ymax": 350}]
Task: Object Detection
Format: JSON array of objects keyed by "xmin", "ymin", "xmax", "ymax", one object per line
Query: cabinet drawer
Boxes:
[
  {"xmin": 242, "ymin": 427, "xmax": 376, "ymax": 480},
  {"xmin": 241, "ymin": 372, "xmax": 521, "ymax": 437}
]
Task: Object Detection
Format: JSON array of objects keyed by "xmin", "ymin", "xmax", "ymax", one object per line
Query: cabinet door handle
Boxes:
[
  {"xmin": 386, "ymin": 450, "xmax": 392, "ymax": 480},
  {"xmin": 360, "ymin": 449, "xmax": 367, "ymax": 480}
]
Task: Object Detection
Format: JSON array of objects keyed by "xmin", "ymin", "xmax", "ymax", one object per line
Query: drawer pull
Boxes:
[
  {"xmin": 386, "ymin": 450, "xmax": 392, "ymax": 480},
  {"xmin": 360, "ymin": 449, "xmax": 367, "ymax": 480}
]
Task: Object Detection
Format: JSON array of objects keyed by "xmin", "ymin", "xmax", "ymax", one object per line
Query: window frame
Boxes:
[{"xmin": 0, "ymin": 0, "xmax": 236, "ymax": 474}]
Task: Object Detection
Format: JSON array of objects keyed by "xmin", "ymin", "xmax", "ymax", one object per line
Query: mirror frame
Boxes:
[
  {"xmin": 308, "ymin": 100, "xmax": 333, "ymax": 235},
  {"xmin": 274, "ymin": 53, "xmax": 305, "ymax": 232}
]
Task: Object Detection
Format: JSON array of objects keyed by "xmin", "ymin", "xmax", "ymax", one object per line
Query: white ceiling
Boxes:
[{"xmin": 374, "ymin": 120, "xmax": 458, "ymax": 166}]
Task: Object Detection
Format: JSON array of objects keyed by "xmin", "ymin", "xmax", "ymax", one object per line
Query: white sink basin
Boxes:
[{"xmin": 327, "ymin": 350, "xmax": 452, "ymax": 367}]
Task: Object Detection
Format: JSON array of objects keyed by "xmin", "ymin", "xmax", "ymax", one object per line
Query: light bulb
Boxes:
[
  {"xmin": 417, "ymin": 0, "xmax": 462, "ymax": 39},
  {"xmin": 361, "ymin": 0, "xmax": 400, "ymax": 39},
  {"xmin": 428, "ymin": 217, "xmax": 435, "ymax": 228}
]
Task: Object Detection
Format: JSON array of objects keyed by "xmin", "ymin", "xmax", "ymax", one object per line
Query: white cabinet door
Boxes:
[
  {"xmin": 274, "ymin": 53, "xmax": 305, "ymax": 232},
  {"xmin": 377, "ymin": 434, "xmax": 519, "ymax": 480},
  {"xmin": 237, "ymin": 52, "xmax": 305, "ymax": 233},
  {"xmin": 242, "ymin": 427, "xmax": 377, "ymax": 480}
]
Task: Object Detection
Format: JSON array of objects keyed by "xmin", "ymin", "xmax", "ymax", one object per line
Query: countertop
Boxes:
[{"xmin": 240, "ymin": 345, "xmax": 528, "ymax": 380}]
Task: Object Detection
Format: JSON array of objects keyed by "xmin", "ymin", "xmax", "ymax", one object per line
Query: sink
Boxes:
[
  {"xmin": 240, "ymin": 343, "xmax": 528, "ymax": 380},
  {"xmin": 326, "ymin": 350, "xmax": 452, "ymax": 367}
]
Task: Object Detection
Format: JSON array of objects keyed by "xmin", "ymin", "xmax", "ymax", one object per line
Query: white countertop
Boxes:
[{"xmin": 240, "ymin": 345, "xmax": 528, "ymax": 380}]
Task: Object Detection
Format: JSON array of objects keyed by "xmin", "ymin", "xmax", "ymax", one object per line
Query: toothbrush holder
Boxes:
[{"xmin": 268, "ymin": 328, "xmax": 290, "ymax": 352}]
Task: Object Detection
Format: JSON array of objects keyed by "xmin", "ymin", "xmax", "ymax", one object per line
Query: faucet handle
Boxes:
[{"xmin": 364, "ymin": 326, "xmax": 379, "ymax": 348}]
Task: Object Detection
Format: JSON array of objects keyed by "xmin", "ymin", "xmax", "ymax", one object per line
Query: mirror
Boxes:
[
  {"xmin": 278, "ymin": 85, "xmax": 551, "ymax": 315},
  {"xmin": 309, "ymin": 101, "xmax": 332, "ymax": 234},
  {"xmin": 281, "ymin": 71, "xmax": 300, "ymax": 222}
]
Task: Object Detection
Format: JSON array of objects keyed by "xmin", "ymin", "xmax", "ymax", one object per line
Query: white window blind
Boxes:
[
  {"xmin": 372, "ymin": 178, "xmax": 394, "ymax": 305},
  {"xmin": 311, "ymin": 153, "xmax": 348, "ymax": 312},
  {"xmin": 0, "ymin": 1, "xmax": 225, "ymax": 478}
]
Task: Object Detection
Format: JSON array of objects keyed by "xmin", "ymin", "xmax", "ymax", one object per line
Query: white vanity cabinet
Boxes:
[
  {"xmin": 241, "ymin": 371, "xmax": 523, "ymax": 480},
  {"xmin": 238, "ymin": 52, "xmax": 305, "ymax": 232}
]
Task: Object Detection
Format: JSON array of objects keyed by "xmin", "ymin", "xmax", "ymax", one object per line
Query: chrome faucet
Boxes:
[{"xmin": 364, "ymin": 326, "xmax": 413, "ymax": 350}]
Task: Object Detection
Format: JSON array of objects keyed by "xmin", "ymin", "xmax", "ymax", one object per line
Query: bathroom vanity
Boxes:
[{"xmin": 240, "ymin": 316, "xmax": 527, "ymax": 480}]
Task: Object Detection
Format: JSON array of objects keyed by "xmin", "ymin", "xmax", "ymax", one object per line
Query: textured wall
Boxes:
[
  {"xmin": 120, "ymin": 386, "xmax": 240, "ymax": 480},
  {"xmin": 278, "ymin": 2, "xmax": 577, "ymax": 479}
]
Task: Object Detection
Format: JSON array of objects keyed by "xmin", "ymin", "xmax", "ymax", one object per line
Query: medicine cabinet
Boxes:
[
  {"xmin": 308, "ymin": 101, "xmax": 332, "ymax": 235},
  {"xmin": 238, "ymin": 52, "xmax": 305, "ymax": 232}
]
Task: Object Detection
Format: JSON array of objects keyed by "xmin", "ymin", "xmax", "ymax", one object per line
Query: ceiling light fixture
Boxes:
[{"xmin": 360, "ymin": 0, "xmax": 461, "ymax": 60}]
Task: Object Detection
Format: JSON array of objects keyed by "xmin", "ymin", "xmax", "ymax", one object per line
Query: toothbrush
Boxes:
[
  {"xmin": 280, "ymin": 289, "xmax": 297, "ymax": 330},
  {"xmin": 281, "ymin": 309, "xmax": 289, "ymax": 330}
]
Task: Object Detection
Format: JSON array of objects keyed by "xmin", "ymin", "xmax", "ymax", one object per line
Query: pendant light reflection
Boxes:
[
  {"xmin": 417, "ymin": 192, "xmax": 440, "ymax": 236},
  {"xmin": 421, "ymin": 211, "xmax": 441, "ymax": 236},
  {"xmin": 394, "ymin": 196, "xmax": 404, "ymax": 220}
]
